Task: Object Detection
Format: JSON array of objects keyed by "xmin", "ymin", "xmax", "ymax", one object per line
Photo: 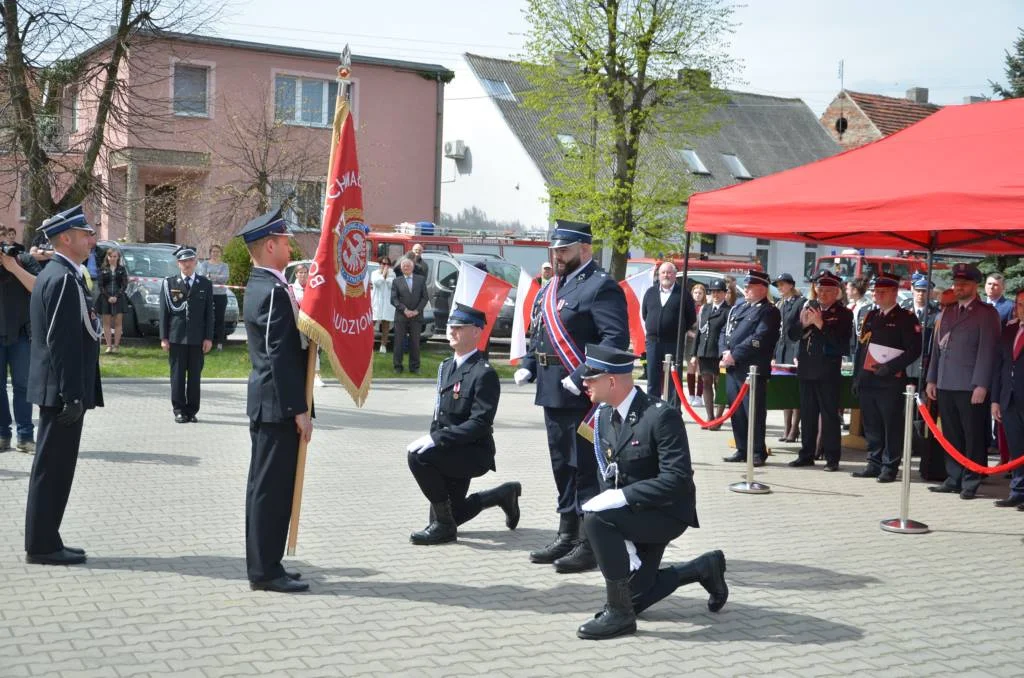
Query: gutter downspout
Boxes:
[{"xmin": 433, "ymin": 74, "xmax": 444, "ymax": 224}]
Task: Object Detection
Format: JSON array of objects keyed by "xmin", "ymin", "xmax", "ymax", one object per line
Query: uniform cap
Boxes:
[
  {"xmin": 871, "ymin": 272, "xmax": 901, "ymax": 289},
  {"xmin": 39, "ymin": 204, "xmax": 95, "ymax": 238},
  {"xmin": 447, "ymin": 302, "xmax": 486, "ymax": 328},
  {"xmin": 744, "ymin": 270, "xmax": 770, "ymax": 286},
  {"xmin": 815, "ymin": 270, "xmax": 842, "ymax": 288},
  {"xmin": 174, "ymin": 245, "xmax": 197, "ymax": 261},
  {"xmin": 707, "ymin": 279, "xmax": 728, "ymax": 292},
  {"xmin": 911, "ymin": 273, "xmax": 934, "ymax": 290},
  {"xmin": 772, "ymin": 272, "xmax": 795, "ymax": 286},
  {"xmin": 951, "ymin": 263, "xmax": 981, "ymax": 283},
  {"xmin": 548, "ymin": 220, "xmax": 592, "ymax": 248},
  {"xmin": 236, "ymin": 208, "xmax": 293, "ymax": 244},
  {"xmin": 581, "ymin": 344, "xmax": 638, "ymax": 379}
]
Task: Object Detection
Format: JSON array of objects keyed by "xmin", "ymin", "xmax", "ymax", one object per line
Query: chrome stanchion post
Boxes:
[
  {"xmin": 730, "ymin": 365, "xmax": 771, "ymax": 494},
  {"xmin": 662, "ymin": 353, "xmax": 673, "ymax": 400},
  {"xmin": 880, "ymin": 385, "xmax": 930, "ymax": 534}
]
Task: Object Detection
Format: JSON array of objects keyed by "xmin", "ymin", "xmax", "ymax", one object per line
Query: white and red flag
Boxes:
[
  {"xmin": 453, "ymin": 262, "xmax": 513, "ymax": 350},
  {"xmin": 619, "ymin": 270, "xmax": 653, "ymax": 354},
  {"xmin": 509, "ymin": 270, "xmax": 542, "ymax": 364}
]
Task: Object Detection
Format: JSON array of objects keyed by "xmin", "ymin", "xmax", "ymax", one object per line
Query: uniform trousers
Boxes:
[
  {"xmin": 407, "ymin": 451, "xmax": 486, "ymax": 525},
  {"xmin": 937, "ymin": 389, "xmax": 989, "ymax": 493},
  {"xmin": 798, "ymin": 377, "xmax": 842, "ymax": 465},
  {"xmin": 169, "ymin": 343, "xmax": 205, "ymax": 416},
  {"xmin": 644, "ymin": 339, "xmax": 676, "ymax": 399},
  {"xmin": 25, "ymin": 406, "xmax": 84, "ymax": 554},
  {"xmin": 726, "ymin": 369, "xmax": 768, "ymax": 461},
  {"xmin": 859, "ymin": 382, "xmax": 905, "ymax": 472},
  {"xmin": 543, "ymin": 407, "xmax": 600, "ymax": 515},
  {"xmin": 584, "ymin": 507, "xmax": 688, "ymax": 613},
  {"xmin": 212, "ymin": 295, "xmax": 228, "ymax": 344},
  {"xmin": 998, "ymin": 397, "xmax": 1024, "ymax": 499},
  {"xmin": 246, "ymin": 420, "xmax": 298, "ymax": 583}
]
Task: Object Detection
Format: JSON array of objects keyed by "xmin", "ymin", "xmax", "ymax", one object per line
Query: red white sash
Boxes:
[{"xmin": 541, "ymin": 276, "xmax": 584, "ymax": 371}]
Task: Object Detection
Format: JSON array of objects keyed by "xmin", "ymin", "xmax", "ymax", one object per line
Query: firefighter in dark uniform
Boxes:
[
  {"xmin": 24, "ymin": 205, "xmax": 103, "ymax": 566},
  {"xmin": 901, "ymin": 273, "xmax": 938, "ymax": 383},
  {"xmin": 574, "ymin": 344, "xmax": 726, "ymax": 640},
  {"xmin": 238, "ymin": 209, "xmax": 312, "ymax": 593},
  {"xmin": 159, "ymin": 246, "xmax": 215, "ymax": 423},
  {"xmin": 692, "ymin": 278, "xmax": 731, "ymax": 427},
  {"xmin": 787, "ymin": 271, "xmax": 853, "ymax": 470},
  {"xmin": 406, "ymin": 303, "xmax": 521, "ymax": 545},
  {"xmin": 515, "ymin": 220, "xmax": 628, "ymax": 574},
  {"xmin": 719, "ymin": 270, "xmax": 781, "ymax": 466},
  {"xmin": 851, "ymin": 273, "xmax": 922, "ymax": 483}
]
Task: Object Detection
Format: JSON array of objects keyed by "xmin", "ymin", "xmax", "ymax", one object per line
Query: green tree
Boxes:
[
  {"xmin": 521, "ymin": 0, "xmax": 737, "ymax": 279},
  {"xmin": 991, "ymin": 27, "xmax": 1024, "ymax": 99}
]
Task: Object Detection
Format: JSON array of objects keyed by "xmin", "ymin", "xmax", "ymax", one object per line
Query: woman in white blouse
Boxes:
[
  {"xmin": 371, "ymin": 257, "xmax": 397, "ymax": 353},
  {"xmin": 291, "ymin": 264, "xmax": 324, "ymax": 387}
]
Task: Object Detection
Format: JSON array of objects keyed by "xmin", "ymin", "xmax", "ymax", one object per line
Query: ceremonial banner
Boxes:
[
  {"xmin": 619, "ymin": 270, "xmax": 653, "ymax": 354},
  {"xmin": 297, "ymin": 93, "xmax": 374, "ymax": 406},
  {"xmin": 453, "ymin": 262, "xmax": 513, "ymax": 350},
  {"xmin": 509, "ymin": 269, "xmax": 542, "ymax": 364}
]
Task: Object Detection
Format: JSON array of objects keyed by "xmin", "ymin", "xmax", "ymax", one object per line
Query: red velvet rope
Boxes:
[
  {"xmin": 916, "ymin": 400, "xmax": 1024, "ymax": 474},
  {"xmin": 673, "ymin": 369, "xmax": 749, "ymax": 429}
]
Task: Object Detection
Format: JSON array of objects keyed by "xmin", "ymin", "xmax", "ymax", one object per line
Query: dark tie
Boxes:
[
  {"xmin": 611, "ymin": 410, "xmax": 622, "ymax": 437},
  {"xmin": 184, "ymin": 277, "xmax": 191, "ymax": 294}
]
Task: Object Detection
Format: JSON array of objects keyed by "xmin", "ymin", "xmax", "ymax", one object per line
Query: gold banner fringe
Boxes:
[{"xmin": 297, "ymin": 311, "xmax": 372, "ymax": 407}]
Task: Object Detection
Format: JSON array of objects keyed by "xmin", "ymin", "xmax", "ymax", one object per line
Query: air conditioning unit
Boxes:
[{"xmin": 444, "ymin": 139, "xmax": 467, "ymax": 159}]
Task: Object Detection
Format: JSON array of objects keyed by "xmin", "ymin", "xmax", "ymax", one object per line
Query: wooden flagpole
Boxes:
[{"xmin": 286, "ymin": 342, "xmax": 318, "ymax": 556}]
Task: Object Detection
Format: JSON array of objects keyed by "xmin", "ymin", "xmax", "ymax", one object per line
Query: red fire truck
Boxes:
[
  {"xmin": 811, "ymin": 250, "xmax": 948, "ymax": 288},
  {"xmin": 625, "ymin": 253, "xmax": 763, "ymax": 279},
  {"xmin": 366, "ymin": 225, "xmax": 550, "ymax": 274}
]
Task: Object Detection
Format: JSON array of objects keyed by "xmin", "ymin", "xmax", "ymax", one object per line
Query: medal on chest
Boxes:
[
  {"xmin": 453, "ymin": 381, "xmax": 461, "ymax": 400},
  {"xmin": 557, "ymin": 299, "xmax": 566, "ymax": 311}
]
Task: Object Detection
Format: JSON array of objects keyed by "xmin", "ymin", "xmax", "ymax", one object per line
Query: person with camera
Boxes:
[{"xmin": 0, "ymin": 236, "xmax": 41, "ymax": 454}]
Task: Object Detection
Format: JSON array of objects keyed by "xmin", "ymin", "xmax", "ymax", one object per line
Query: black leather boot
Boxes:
[
  {"xmin": 478, "ymin": 482, "xmax": 522, "ymax": 529},
  {"xmin": 673, "ymin": 550, "xmax": 728, "ymax": 612},
  {"xmin": 553, "ymin": 534, "xmax": 597, "ymax": 573},
  {"xmin": 529, "ymin": 512, "xmax": 578, "ymax": 563},
  {"xmin": 410, "ymin": 500, "xmax": 457, "ymax": 545},
  {"xmin": 576, "ymin": 578, "xmax": 637, "ymax": 640}
]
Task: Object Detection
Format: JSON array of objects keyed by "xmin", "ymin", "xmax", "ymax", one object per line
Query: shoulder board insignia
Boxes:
[{"xmin": 752, "ymin": 339, "xmax": 760, "ymax": 348}]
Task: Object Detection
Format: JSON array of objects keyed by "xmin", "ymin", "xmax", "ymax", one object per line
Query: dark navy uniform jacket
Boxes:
[
  {"xmin": 27, "ymin": 253, "xmax": 103, "ymax": 409},
  {"xmin": 787, "ymin": 300, "xmax": 853, "ymax": 381},
  {"xmin": 901, "ymin": 299, "xmax": 939, "ymax": 379},
  {"xmin": 159, "ymin": 273, "xmax": 215, "ymax": 345},
  {"xmin": 774, "ymin": 294, "xmax": 803, "ymax": 364},
  {"xmin": 694, "ymin": 301, "xmax": 730, "ymax": 359},
  {"xmin": 854, "ymin": 305, "xmax": 922, "ymax": 389},
  {"xmin": 427, "ymin": 351, "xmax": 499, "ymax": 477},
  {"xmin": 718, "ymin": 297, "xmax": 781, "ymax": 379},
  {"xmin": 991, "ymin": 319, "xmax": 1024, "ymax": 411},
  {"xmin": 244, "ymin": 267, "xmax": 308, "ymax": 423},
  {"xmin": 521, "ymin": 259, "xmax": 628, "ymax": 409},
  {"xmin": 593, "ymin": 388, "xmax": 698, "ymax": 527}
]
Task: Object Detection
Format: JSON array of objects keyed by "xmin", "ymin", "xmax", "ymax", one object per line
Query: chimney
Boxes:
[
  {"xmin": 905, "ymin": 87, "xmax": 929, "ymax": 104},
  {"xmin": 963, "ymin": 95, "xmax": 989, "ymax": 104},
  {"xmin": 678, "ymin": 68, "xmax": 711, "ymax": 90}
]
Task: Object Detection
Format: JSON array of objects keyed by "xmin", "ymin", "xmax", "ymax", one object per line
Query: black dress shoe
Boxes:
[
  {"xmin": 64, "ymin": 545, "xmax": 86, "ymax": 555},
  {"xmin": 852, "ymin": 468, "xmax": 881, "ymax": 479},
  {"xmin": 189, "ymin": 415, "xmax": 198, "ymax": 423},
  {"xmin": 174, "ymin": 413, "xmax": 189, "ymax": 423},
  {"xmin": 26, "ymin": 548, "xmax": 86, "ymax": 565},
  {"xmin": 788, "ymin": 458, "xmax": 814, "ymax": 467},
  {"xmin": 877, "ymin": 473, "xmax": 896, "ymax": 483},
  {"xmin": 722, "ymin": 453, "xmax": 745, "ymax": 463},
  {"xmin": 554, "ymin": 539, "xmax": 597, "ymax": 573},
  {"xmin": 929, "ymin": 485, "xmax": 959, "ymax": 493},
  {"xmin": 994, "ymin": 496, "xmax": 1024, "ymax": 508},
  {"xmin": 250, "ymin": 576, "xmax": 309, "ymax": 593},
  {"xmin": 823, "ymin": 464, "xmax": 839, "ymax": 472},
  {"xmin": 753, "ymin": 458, "xmax": 766, "ymax": 468},
  {"xmin": 1017, "ymin": 504, "xmax": 1024, "ymax": 511},
  {"xmin": 285, "ymin": 569, "xmax": 302, "ymax": 580},
  {"xmin": 960, "ymin": 490, "xmax": 977, "ymax": 500}
]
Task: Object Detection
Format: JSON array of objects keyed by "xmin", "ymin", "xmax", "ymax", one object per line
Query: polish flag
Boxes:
[
  {"xmin": 619, "ymin": 270, "xmax": 653, "ymax": 354},
  {"xmin": 509, "ymin": 270, "xmax": 542, "ymax": 364},
  {"xmin": 453, "ymin": 262, "xmax": 514, "ymax": 350}
]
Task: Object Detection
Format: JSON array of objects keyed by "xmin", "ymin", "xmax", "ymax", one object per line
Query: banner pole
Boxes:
[
  {"xmin": 730, "ymin": 365, "xmax": 771, "ymax": 494},
  {"xmin": 662, "ymin": 353, "xmax": 673, "ymax": 400},
  {"xmin": 286, "ymin": 340, "xmax": 319, "ymax": 556},
  {"xmin": 880, "ymin": 385, "xmax": 930, "ymax": 534}
]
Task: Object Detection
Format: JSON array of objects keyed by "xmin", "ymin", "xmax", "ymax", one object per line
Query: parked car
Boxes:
[
  {"xmin": 94, "ymin": 241, "xmax": 239, "ymax": 338},
  {"xmin": 417, "ymin": 251, "xmax": 520, "ymax": 338}
]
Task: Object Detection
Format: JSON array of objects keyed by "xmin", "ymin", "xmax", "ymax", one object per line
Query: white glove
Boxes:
[
  {"xmin": 514, "ymin": 368, "xmax": 532, "ymax": 386},
  {"xmin": 561, "ymin": 375, "xmax": 581, "ymax": 395},
  {"xmin": 625, "ymin": 540, "xmax": 642, "ymax": 572},
  {"xmin": 406, "ymin": 433, "xmax": 435, "ymax": 454},
  {"xmin": 581, "ymin": 488, "xmax": 627, "ymax": 512}
]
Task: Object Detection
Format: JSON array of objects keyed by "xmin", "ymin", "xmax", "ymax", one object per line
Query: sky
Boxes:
[{"xmin": 211, "ymin": 0, "xmax": 1024, "ymax": 116}]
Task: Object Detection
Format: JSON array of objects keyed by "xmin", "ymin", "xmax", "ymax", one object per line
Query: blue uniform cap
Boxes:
[
  {"xmin": 911, "ymin": 273, "xmax": 934, "ymax": 290},
  {"xmin": 447, "ymin": 302, "xmax": 486, "ymax": 328},
  {"xmin": 815, "ymin": 270, "xmax": 842, "ymax": 288},
  {"xmin": 174, "ymin": 245, "xmax": 197, "ymax": 261},
  {"xmin": 872, "ymin": 272, "xmax": 901, "ymax": 289},
  {"xmin": 951, "ymin": 263, "xmax": 981, "ymax": 283},
  {"xmin": 236, "ymin": 208, "xmax": 294, "ymax": 244},
  {"xmin": 707, "ymin": 279, "xmax": 728, "ymax": 292},
  {"xmin": 744, "ymin": 270, "xmax": 770, "ymax": 286},
  {"xmin": 39, "ymin": 204, "xmax": 95, "ymax": 239},
  {"xmin": 772, "ymin": 272, "xmax": 795, "ymax": 286},
  {"xmin": 581, "ymin": 344, "xmax": 638, "ymax": 379},
  {"xmin": 549, "ymin": 219, "xmax": 592, "ymax": 248}
]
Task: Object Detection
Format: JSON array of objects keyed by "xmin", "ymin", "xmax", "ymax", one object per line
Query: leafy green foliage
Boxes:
[{"xmin": 991, "ymin": 28, "xmax": 1024, "ymax": 99}]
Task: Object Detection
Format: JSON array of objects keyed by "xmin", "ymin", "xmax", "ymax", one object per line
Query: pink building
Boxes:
[{"xmin": 4, "ymin": 32, "xmax": 453, "ymax": 254}]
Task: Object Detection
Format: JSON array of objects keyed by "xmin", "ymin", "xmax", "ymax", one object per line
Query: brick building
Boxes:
[{"xmin": 820, "ymin": 87, "xmax": 942, "ymax": 150}]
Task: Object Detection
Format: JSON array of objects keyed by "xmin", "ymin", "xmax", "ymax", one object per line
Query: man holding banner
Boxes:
[{"xmin": 515, "ymin": 221, "xmax": 628, "ymax": 574}]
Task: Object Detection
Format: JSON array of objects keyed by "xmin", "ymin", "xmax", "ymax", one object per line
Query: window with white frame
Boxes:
[
  {"xmin": 68, "ymin": 89, "xmax": 79, "ymax": 132},
  {"xmin": 173, "ymin": 64, "xmax": 210, "ymax": 116},
  {"xmin": 270, "ymin": 179, "xmax": 327, "ymax": 231},
  {"xmin": 721, "ymin": 153, "xmax": 753, "ymax": 179},
  {"xmin": 679, "ymin": 148, "xmax": 710, "ymax": 175},
  {"xmin": 480, "ymin": 78, "xmax": 515, "ymax": 101},
  {"xmin": 274, "ymin": 75, "xmax": 342, "ymax": 126}
]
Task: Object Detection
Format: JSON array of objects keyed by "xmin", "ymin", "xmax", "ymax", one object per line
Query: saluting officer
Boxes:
[
  {"xmin": 902, "ymin": 273, "xmax": 938, "ymax": 382},
  {"xmin": 575, "ymin": 344, "xmax": 726, "ymax": 640},
  {"xmin": 515, "ymin": 220, "xmax": 628, "ymax": 574},
  {"xmin": 238, "ymin": 209, "xmax": 312, "ymax": 593},
  {"xmin": 851, "ymin": 273, "xmax": 922, "ymax": 482},
  {"xmin": 692, "ymin": 278, "xmax": 730, "ymax": 427},
  {"xmin": 787, "ymin": 271, "xmax": 853, "ymax": 471},
  {"xmin": 24, "ymin": 205, "xmax": 103, "ymax": 566},
  {"xmin": 719, "ymin": 270, "xmax": 781, "ymax": 466},
  {"xmin": 406, "ymin": 303, "xmax": 521, "ymax": 545},
  {"xmin": 159, "ymin": 246, "xmax": 215, "ymax": 423}
]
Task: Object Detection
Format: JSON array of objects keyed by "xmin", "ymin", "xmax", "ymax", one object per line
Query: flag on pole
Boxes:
[
  {"xmin": 453, "ymin": 262, "xmax": 513, "ymax": 350},
  {"xmin": 510, "ymin": 270, "xmax": 542, "ymax": 364},
  {"xmin": 619, "ymin": 270, "xmax": 653, "ymax": 354},
  {"xmin": 297, "ymin": 60, "xmax": 374, "ymax": 406}
]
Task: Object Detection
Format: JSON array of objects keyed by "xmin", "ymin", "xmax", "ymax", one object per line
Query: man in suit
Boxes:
[
  {"xmin": 575, "ymin": 344, "xmax": 726, "ymax": 640},
  {"xmin": 990, "ymin": 290, "xmax": 1024, "ymax": 508},
  {"xmin": 24, "ymin": 205, "xmax": 103, "ymax": 566},
  {"xmin": 901, "ymin": 273, "xmax": 938, "ymax": 384},
  {"xmin": 390, "ymin": 257, "xmax": 427, "ymax": 374},
  {"xmin": 641, "ymin": 261, "xmax": 695, "ymax": 399},
  {"xmin": 406, "ymin": 303, "xmax": 521, "ymax": 544},
  {"xmin": 515, "ymin": 220, "xmax": 628, "ymax": 574},
  {"xmin": 159, "ymin": 246, "xmax": 214, "ymax": 423},
  {"xmin": 851, "ymin": 274, "xmax": 922, "ymax": 482},
  {"xmin": 926, "ymin": 263, "xmax": 1000, "ymax": 499},
  {"xmin": 787, "ymin": 271, "xmax": 853, "ymax": 471},
  {"xmin": 692, "ymin": 278, "xmax": 730, "ymax": 427},
  {"xmin": 719, "ymin": 270, "xmax": 781, "ymax": 466},
  {"xmin": 983, "ymin": 273, "xmax": 1013, "ymax": 326},
  {"xmin": 238, "ymin": 209, "xmax": 312, "ymax": 593},
  {"xmin": 773, "ymin": 273, "xmax": 803, "ymax": 443}
]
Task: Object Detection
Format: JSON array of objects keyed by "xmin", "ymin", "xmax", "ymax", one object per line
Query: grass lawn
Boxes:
[{"xmin": 99, "ymin": 340, "xmax": 517, "ymax": 379}]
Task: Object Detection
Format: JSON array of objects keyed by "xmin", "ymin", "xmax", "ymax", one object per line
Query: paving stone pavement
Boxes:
[{"xmin": 1, "ymin": 379, "xmax": 1023, "ymax": 677}]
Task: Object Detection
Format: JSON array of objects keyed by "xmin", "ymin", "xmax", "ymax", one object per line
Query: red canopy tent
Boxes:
[{"xmin": 685, "ymin": 98, "xmax": 1024, "ymax": 253}]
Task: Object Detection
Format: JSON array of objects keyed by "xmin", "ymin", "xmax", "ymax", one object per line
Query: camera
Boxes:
[
  {"xmin": 0, "ymin": 241, "xmax": 25, "ymax": 257},
  {"xmin": 806, "ymin": 299, "xmax": 821, "ymax": 311}
]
